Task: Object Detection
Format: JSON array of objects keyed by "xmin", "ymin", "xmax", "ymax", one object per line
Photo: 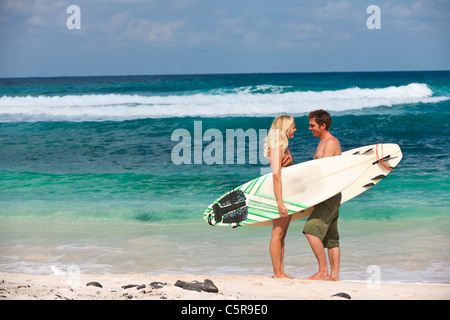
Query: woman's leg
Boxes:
[{"xmin": 269, "ymin": 216, "xmax": 292, "ymax": 278}]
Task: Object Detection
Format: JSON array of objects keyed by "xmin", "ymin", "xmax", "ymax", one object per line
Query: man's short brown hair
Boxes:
[{"xmin": 308, "ymin": 109, "xmax": 332, "ymax": 131}]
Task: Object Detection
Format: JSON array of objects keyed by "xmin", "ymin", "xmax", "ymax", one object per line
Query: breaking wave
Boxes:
[{"xmin": 0, "ymin": 83, "xmax": 447, "ymax": 122}]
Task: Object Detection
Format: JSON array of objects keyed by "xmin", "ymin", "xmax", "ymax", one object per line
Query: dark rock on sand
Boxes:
[
  {"xmin": 122, "ymin": 284, "xmax": 139, "ymax": 289},
  {"xmin": 174, "ymin": 279, "xmax": 219, "ymax": 293},
  {"xmin": 175, "ymin": 280, "xmax": 202, "ymax": 292},
  {"xmin": 150, "ymin": 282, "xmax": 166, "ymax": 289},
  {"xmin": 202, "ymin": 279, "xmax": 219, "ymax": 293},
  {"xmin": 86, "ymin": 281, "xmax": 103, "ymax": 288},
  {"xmin": 331, "ymin": 292, "xmax": 351, "ymax": 299}
]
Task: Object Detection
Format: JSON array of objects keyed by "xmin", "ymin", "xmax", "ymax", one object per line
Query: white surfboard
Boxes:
[
  {"xmin": 287, "ymin": 143, "xmax": 403, "ymax": 224},
  {"xmin": 203, "ymin": 143, "xmax": 402, "ymax": 227}
]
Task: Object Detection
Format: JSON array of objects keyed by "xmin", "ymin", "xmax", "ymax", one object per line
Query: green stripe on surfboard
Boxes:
[
  {"xmin": 251, "ymin": 176, "xmax": 308, "ymax": 209},
  {"xmin": 243, "ymin": 176, "xmax": 260, "ymax": 194},
  {"xmin": 247, "ymin": 206, "xmax": 296, "ymax": 219}
]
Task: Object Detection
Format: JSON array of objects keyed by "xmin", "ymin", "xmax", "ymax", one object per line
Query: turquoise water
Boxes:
[{"xmin": 0, "ymin": 71, "xmax": 449, "ymax": 283}]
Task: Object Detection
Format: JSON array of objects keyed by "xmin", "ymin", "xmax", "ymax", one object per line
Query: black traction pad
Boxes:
[{"xmin": 213, "ymin": 190, "xmax": 247, "ymax": 224}]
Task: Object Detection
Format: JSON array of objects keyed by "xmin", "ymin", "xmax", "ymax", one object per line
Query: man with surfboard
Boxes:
[{"xmin": 304, "ymin": 109, "xmax": 342, "ymax": 281}]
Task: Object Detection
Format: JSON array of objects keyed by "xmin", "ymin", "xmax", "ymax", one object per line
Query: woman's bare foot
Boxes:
[{"xmin": 273, "ymin": 273, "xmax": 294, "ymax": 279}]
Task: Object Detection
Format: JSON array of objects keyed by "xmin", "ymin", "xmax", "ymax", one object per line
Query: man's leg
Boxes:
[
  {"xmin": 325, "ymin": 210, "xmax": 340, "ymax": 281},
  {"xmin": 303, "ymin": 193, "xmax": 341, "ymax": 280},
  {"xmin": 328, "ymin": 246, "xmax": 340, "ymax": 281},
  {"xmin": 305, "ymin": 232, "xmax": 329, "ymax": 280}
]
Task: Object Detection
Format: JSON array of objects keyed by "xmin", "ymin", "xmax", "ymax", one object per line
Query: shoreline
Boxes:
[{"xmin": 1, "ymin": 273, "xmax": 449, "ymax": 300}]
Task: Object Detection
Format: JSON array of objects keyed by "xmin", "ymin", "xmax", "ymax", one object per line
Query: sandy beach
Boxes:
[{"xmin": 1, "ymin": 273, "xmax": 448, "ymax": 300}]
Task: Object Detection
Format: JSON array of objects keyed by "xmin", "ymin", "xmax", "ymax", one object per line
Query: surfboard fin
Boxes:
[
  {"xmin": 372, "ymin": 155, "xmax": 398, "ymax": 165},
  {"xmin": 207, "ymin": 214, "xmax": 214, "ymax": 226},
  {"xmin": 353, "ymin": 147, "xmax": 374, "ymax": 155},
  {"xmin": 363, "ymin": 174, "xmax": 386, "ymax": 187}
]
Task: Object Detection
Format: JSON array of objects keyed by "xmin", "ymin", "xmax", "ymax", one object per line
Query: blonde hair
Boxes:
[{"xmin": 264, "ymin": 115, "xmax": 294, "ymax": 158}]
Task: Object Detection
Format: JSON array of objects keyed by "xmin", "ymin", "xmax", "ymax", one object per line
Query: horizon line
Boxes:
[{"xmin": 1, "ymin": 69, "xmax": 450, "ymax": 80}]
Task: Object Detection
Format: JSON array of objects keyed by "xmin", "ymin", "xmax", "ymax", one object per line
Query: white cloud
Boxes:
[
  {"xmin": 217, "ymin": 18, "xmax": 246, "ymax": 33},
  {"xmin": 242, "ymin": 31, "xmax": 259, "ymax": 45},
  {"xmin": 122, "ymin": 19, "xmax": 185, "ymax": 44},
  {"xmin": 312, "ymin": 1, "xmax": 353, "ymax": 20},
  {"xmin": 285, "ymin": 23, "xmax": 324, "ymax": 40},
  {"xmin": 1, "ymin": 0, "xmax": 66, "ymax": 28},
  {"xmin": 172, "ymin": 0, "xmax": 197, "ymax": 11},
  {"xmin": 385, "ymin": 0, "xmax": 450, "ymax": 19},
  {"xmin": 27, "ymin": 15, "xmax": 49, "ymax": 26},
  {"xmin": 1, "ymin": 0, "xmax": 28, "ymax": 13},
  {"xmin": 184, "ymin": 30, "xmax": 220, "ymax": 46}
]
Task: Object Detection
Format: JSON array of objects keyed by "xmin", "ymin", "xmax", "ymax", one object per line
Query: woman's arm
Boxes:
[{"xmin": 270, "ymin": 147, "xmax": 288, "ymax": 217}]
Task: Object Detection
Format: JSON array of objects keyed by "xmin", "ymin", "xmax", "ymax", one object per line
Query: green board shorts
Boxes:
[{"xmin": 303, "ymin": 193, "xmax": 342, "ymax": 248}]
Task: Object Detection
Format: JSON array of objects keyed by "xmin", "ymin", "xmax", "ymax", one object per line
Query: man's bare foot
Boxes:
[
  {"xmin": 329, "ymin": 274, "xmax": 339, "ymax": 281},
  {"xmin": 306, "ymin": 270, "xmax": 329, "ymax": 280}
]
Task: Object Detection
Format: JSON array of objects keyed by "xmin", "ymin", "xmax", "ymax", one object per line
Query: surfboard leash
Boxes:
[{"xmin": 375, "ymin": 143, "xmax": 393, "ymax": 172}]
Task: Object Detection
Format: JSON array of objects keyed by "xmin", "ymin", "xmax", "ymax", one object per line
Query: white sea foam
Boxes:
[{"xmin": 0, "ymin": 83, "xmax": 447, "ymax": 122}]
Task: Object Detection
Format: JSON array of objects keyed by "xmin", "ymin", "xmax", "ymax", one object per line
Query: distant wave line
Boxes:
[{"xmin": 0, "ymin": 83, "xmax": 448, "ymax": 122}]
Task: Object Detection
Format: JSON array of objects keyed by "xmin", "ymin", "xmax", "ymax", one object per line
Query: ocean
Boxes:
[{"xmin": 0, "ymin": 71, "xmax": 449, "ymax": 284}]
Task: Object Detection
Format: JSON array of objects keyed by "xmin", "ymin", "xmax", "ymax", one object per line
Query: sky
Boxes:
[{"xmin": 0, "ymin": 0, "xmax": 449, "ymax": 78}]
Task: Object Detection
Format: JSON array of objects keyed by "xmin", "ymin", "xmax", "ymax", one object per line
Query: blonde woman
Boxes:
[{"xmin": 264, "ymin": 115, "xmax": 296, "ymax": 278}]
